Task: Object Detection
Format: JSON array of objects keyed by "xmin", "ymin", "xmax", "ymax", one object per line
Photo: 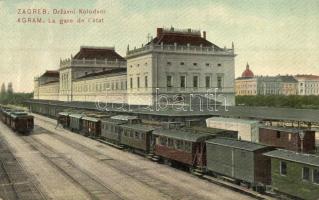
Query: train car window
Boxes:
[
  {"xmin": 168, "ymin": 138, "xmax": 174, "ymax": 148},
  {"xmin": 135, "ymin": 132, "xmax": 139, "ymax": 139},
  {"xmin": 129, "ymin": 131, "xmax": 133, "ymax": 138},
  {"xmin": 124, "ymin": 130, "xmax": 128, "ymax": 137},
  {"xmin": 141, "ymin": 132, "xmax": 145, "ymax": 140},
  {"xmin": 313, "ymin": 169, "xmax": 319, "ymax": 184},
  {"xmin": 184, "ymin": 142, "xmax": 191, "ymax": 153},
  {"xmin": 302, "ymin": 167, "xmax": 310, "ymax": 181},
  {"xmin": 159, "ymin": 137, "xmax": 167, "ymax": 146},
  {"xmin": 280, "ymin": 161, "xmax": 287, "ymax": 175}
]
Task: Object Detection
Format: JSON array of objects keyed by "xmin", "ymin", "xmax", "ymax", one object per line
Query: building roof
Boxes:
[
  {"xmin": 76, "ymin": 68, "xmax": 126, "ymax": 80},
  {"xmin": 294, "ymin": 74, "xmax": 319, "ymax": 80},
  {"xmin": 259, "ymin": 126, "xmax": 312, "ymax": 134},
  {"xmin": 206, "ymin": 117, "xmax": 260, "ymax": 125},
  {"xmin": 264, "ymin": 149, "xmax": 319, "ymax": 167},
  {"xmin": 147, "ymin": 27, "xmax": 222, "ymax": 50},
  {"xmin": 256, "ymin": 75, "xmax": 297, "ymax": 83},
  {"xmin": 153, "ymin": 129, "xmax": 215, "ymax": 142},
  {"xmin": 40, "ymin": 70, "xmax": 59, "ymax": 78},
  {"xmin": 26, "ymin": 99, "xmax": 319, "ymax": 123},
  {"xmin": 74, "ymin": 46, "xmax": 126, "ymax": 61},
  {"xmin": 206, "ymin": 138, "xmax": 269, "ymax": 151},
  {"xmin": 241, "ymin": 63, "xmax": 254, "ymax": 78}
]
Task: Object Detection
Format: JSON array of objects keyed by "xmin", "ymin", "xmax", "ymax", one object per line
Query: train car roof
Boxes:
[
  {"xmin": 69, "ymin": 113, "xmax": 85, "ymax": 118},
  {"xmin": 58, "ymin": 112, "xmax": 71, "ymax": 116},
  {"xmin": 101, "ymin": 118, "xmax": 129, "ymax": 125},
  {"xmin": 82, "ymin": 116, "xmax": 100, "ymax": 122},
  {"xmin": 120, "ymin": 124, "xmax": 159, "ymax": 132},
  {"xmin": 185, "ymin": 126, "xmax": 229, "ymax": 134},
  {"xmin": 206, "ymin": 138, "xmax": 270, "ymax": 152},
  {"xmin": 264, "ymin": 149, "xmax": 319, "ymax": 167},
  {"xmin": 153, "ymin": 129, "xmax": 215, "ymax": 142},
  {"xmin": 110, "ymin": 115, "xmax": 139, "ymax": 121}
]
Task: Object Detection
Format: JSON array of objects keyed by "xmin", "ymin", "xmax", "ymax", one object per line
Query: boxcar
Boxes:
[
  {"xmin": 205, "ymin": 138, "xmax": 274, "ymax": 189},
  {"xmin": 120, "ymin": 124, "xmax": 157, "ymax": 153},
  {"xmin": 264, "ymin": 149, "xmax": 319, "ymax": 200},
  {"xmin": 69, "ymin": 114, "xmax": 85, "ymax": 132},
  {"xmin": 9, "ymin": 111, "xmax": 34, "ymax": 133},
  {"xmin": 58, "ymin": 112, "xmax": 71, "ymax": 128},
  {"xmin": 153, "ymin": 129, "xmax": 216, "ymax": 170}
]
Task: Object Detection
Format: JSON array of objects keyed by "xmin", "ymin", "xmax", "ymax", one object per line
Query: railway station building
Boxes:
[{"xmin": 34, "ymin": 27, "xmax": 236, "ymax": 107}]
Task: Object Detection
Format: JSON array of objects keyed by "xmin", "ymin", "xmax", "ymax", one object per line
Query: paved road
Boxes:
[{"xmin": 0, "ymin": 114, "xmax": 258, "ymax": 200}]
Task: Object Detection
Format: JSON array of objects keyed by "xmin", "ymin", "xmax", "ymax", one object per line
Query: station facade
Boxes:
[{"xmin": 34, "ymin": 27, "xmax": 236, "ymax": 106}]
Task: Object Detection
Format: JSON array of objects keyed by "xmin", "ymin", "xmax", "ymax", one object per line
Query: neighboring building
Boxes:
[
  {"xmin": 235, "ymin": 63, "xmax": 257, "ymax": 96},
  {"xmin": 34, "ymin": 70, "xmax": 60, "ymax": 100},
  {"xmin": 34, "ymin": 27, "xmax": 236, "ymax": 107},
  {"xmin": 206, "ymin": 117, "xmax": 260, "ymax": 142},
  {"xmin": 259, "ymin": 126, "xmax": 316, "ymax": 153},
  {"xmin": 126, "ymin": 27, "xmax": 236, "ymax": 106},
  {"xmin": 264, "ymin": 149, "xmax": 319, "ymax": 200},
  {"xmin": 294, "ymin": 75, "xmax": 319, "ymax": 95},
  {"xmin": 257, "ymin": 75, "xmax": 298, "ymax": 96},
  {"xmin": 235, "ymin": 63, "xmax": 298, "ymax": 96}
]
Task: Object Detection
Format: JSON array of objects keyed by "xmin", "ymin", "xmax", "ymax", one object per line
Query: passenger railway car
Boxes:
[
  {"xmin": 205, "ymin": 138, "xmax": 274, "ymax": 190},
  {"xmin": 153, "ymin": 128, "xmax": 216, "ymax": 170},
  {"xmin": 81, "ymin": 114, "xmax": 110, "ymax": 138},
  {"xmin": 101, "ymin": 115, "xmax": 140, "ymax": 145},
  {"xmin": 9, "ymin": 111, "xmax": 34, "ymax": 133},
  {"xmin": 264, "ymin": 149, "xmax": 319, "ymax": 200},
  {"xmin": 120, "ymin": 123, "xmax": 158, "ymax": 153}
]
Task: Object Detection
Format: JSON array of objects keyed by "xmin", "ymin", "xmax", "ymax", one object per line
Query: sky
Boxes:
[{"xmin": 0, "ymin": 0, "xmax": 318, "ymax": 92}]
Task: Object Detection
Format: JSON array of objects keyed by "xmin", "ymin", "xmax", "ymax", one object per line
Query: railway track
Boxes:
[
  {"xmin": 19, "ymin": 134, "xmax": 125, "ymax": 200},
  {"xmin": 0, "ymin": 136, "xmax": 44, "ymax": 200},
  {"xmin": 33, "ymin": 117, "xmax": 266, "ymax": 200},
  {"xmin": 37, "ymin": 117, "xmax": 273, "ymax": 199}
]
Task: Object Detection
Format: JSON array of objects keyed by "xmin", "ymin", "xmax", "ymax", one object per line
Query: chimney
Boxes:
[
  {"xmin": 203, "ymin": 31, "xmax": 206, "ymax": 39},
  {"xmin": 157, "ymin": 28, "xmax": 163, "ymax": 37}
]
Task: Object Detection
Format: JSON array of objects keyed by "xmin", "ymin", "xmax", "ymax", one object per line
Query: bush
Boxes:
[{"xmin": 236, "ymin": 95, "xmax": 319, "ymax": 109}]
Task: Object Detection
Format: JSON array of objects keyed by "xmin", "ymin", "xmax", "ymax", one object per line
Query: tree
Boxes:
[
  {"xmin": 0, "ymin": 83, "xmax": 5, "ymax": 96},
  {"xmin": 7, "ymin": 82, "xmax": 13, "ymax": 94}
]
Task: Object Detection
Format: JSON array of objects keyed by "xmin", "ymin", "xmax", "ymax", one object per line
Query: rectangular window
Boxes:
[
  {"xmin": 205, "ymin": 76, "xmax": 211, "ymax": 88},
  {"xmin": 145, "ymin": 76, "xmax": 148, "ymax": 88},
  {"xmin": 193, "ymin": 76, "xmax": 198, "ymax": 88},
  {"xmin": 130, "ymin": 78, "xmax": 133, "ymax": 89},
  {"xmin": 168, "ymin": 138, "xmax": 174, "ymax": 148},
  {"xmin": 280, "ymin": 161, "xmax": 287, "ymax": 175},
  {"xmin": 314, "ymin": 169, "xmax": 319, "ymax": 184},
  {"xmin": 160, "ymin": 137, "xmax": 167, "ymax": 146},
  {"xmin": 217, "ymin": 77, "xmax": 222, "ymax": 88},
  {"xmin": 137, "ymin": 77, "xmax": 140, "ymax": 88},
  {"xmin": 276, "ymin": 131, "xmax": 281, "ymax": 138},
  {"xmin": 302, "ymin": 167, "xmax": 310, "ymax": 181},
  {"xmin": 180, "ymin": 76, "xmax": 186, "ymax": 89},
  {"xmin": 167, "ymin": 76, "xmax": 172, "ymax": 88}
]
